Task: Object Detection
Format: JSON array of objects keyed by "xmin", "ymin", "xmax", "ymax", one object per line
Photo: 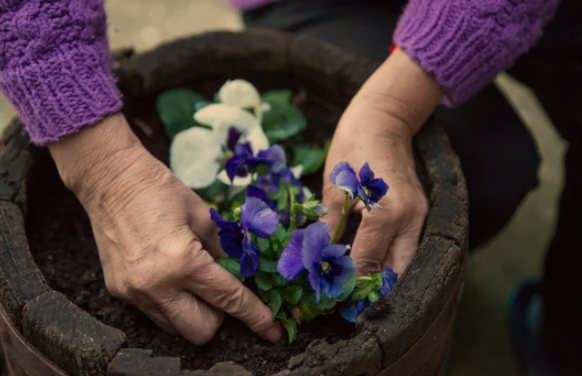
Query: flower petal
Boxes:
[
  {"xmin": 321, "ymin": 244, "xmax": 349, "ymax": 260},
  {"xmin": 240, "ymin": 248, "xmax": 260, "ymax": 278},
  {"xmin": 358, "ymin": 162, "xmax": 375, "ymax": 185},
  {"xmin": 224, "ymin": 155, "xmax": 248, "ymax": 183},
  {"xmin": 217, "ymin": 169, "xmax": 253, "ymax": 187},
  {"xmin": 256, "ymin": 145, "xmax": 286, "ymax": 172},
  {"xmin": 332, "ymin": 256, "xmax": 356, "ymax": 284},
  {"xmin": 322, "ymin": 278, "xmax": 343, "ymax": 299},
  {"xmin": 309, "ymin": 264, "xmax": 322, "ymax": 302},
  {"xmin": 195, "ymin": 103, "xmax": 262, "ymax": 143},
  {"xmin": 218, "ymin": 79, "xmax": 261, "ymax": 110},
  {"xmin": 291, "ymin": 165, "xmax": 304, "ymax": 179},
  {"xmin": 301, "ymin": 222, "xmax": 330, "ymax": 270},
  {"xmin": 226, "ymin": 127, "xmax": 243, "ymax": 152},
  {"xmin": 277, "ymin": 229, "xmax": 306, "ymax": 280},
  {"xmin": 330, "ymin": 162, "xmax": 360, "ymax": 199},
  {"xmin": 380, "ymin": 267, "xmax": 398, "ymax": 297},
  {"xmin": 241, "ymin": 197, "xmax": 279, "ymax": 238},
  {"xmin": 170, "ymin": 127, "xmax": 221, "ymax": 189},
  {"xmin": 339, "ymin": 303, "xmax": 359, "ymax": 323},
  {"xmin": 242, "ymin": 128, "xmax": 269, "ymax": 156}
]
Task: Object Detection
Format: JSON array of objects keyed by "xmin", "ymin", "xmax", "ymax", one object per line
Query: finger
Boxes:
[
  {"xmin": 320, "ymin": 180, "xmax": 354, "ymax": 241},
  {"xmin": 185, "ymin": 250, "xmax": 284, "ymax": 343},
  {"xmin": 350, "ymin": 209, "xmax": 396, "ymax": 276},
  {"xmin": 382, "ymin": 227, "xmax": 421, "ymax": 276},
  {"xmin": 141, "ymin": 307, "xmax": 179, "ymax": 336},
  {"xmin": 186, "ymin": 193, "xmax": 224, "ymax": 259},
  {"xmin": 160, "ymin": 291, "xmax": 224, "ymax": 345}
]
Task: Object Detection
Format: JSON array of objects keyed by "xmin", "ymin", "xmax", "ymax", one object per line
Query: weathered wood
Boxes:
[
  {"xmin": 22, "ymin": 291, "xmax": 127, "ymax": 376},
  {"xmin": 107, "ymin": 349, "xmax": 180, "ymax": 376},
  {"xmin": 289, "ymin": 34, "xmax": 356, "ymax": 105},
  {"xmin": 0, "ymin": 202, "xmax": 50, "ymax": 328},
  {"xmin": 0, "ymin": 131, "xmax": 31, "ymax": 202},
  {"xmin": 0, "ymin": 303, "xmax": 67, "ymax": 376},
  {"xmin": 187, "ymin": 362, "xmax": 253, "ymax": 376}
]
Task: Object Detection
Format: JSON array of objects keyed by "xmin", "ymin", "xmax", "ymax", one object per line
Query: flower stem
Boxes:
[
  {"xmin": 289, "ymin": 186, "xmax": 297, "ymax": 230},
  {"xmin": 356, "ymin": 276, "xmax": 373, "ymax": 282},
  {"xmin": 331, "ymin": 194, "xmax": 350, "ymax": 244}
]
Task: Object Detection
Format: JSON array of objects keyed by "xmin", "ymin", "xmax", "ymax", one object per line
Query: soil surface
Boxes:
[{"xmin": 26, "ymin": 92, "xmax": 361, "ymax": 375}]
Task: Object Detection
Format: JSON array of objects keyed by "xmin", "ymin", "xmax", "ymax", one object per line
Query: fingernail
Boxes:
[{"xmin": 264, "ymin": 323, "xmax": 283, "ymax": 343}]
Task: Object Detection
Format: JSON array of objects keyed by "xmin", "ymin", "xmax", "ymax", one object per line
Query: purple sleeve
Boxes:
[
  {"xmin": 394, "ymin": 0, "xmax": 559, "ymax": 107},
  {"xmin": 0, "ymin": 0, "xmax": 122, "ymax": 145}
]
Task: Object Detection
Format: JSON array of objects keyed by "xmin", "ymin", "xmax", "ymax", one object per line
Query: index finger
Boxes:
[{"xmin": 185, "ymin": 249, "xmax": 284, "ymax": 343}]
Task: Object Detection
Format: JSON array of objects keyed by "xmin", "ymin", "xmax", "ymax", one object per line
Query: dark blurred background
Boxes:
[{"xmin": 0, "ymin": 1, "xmax": 566, "ymax": 375}]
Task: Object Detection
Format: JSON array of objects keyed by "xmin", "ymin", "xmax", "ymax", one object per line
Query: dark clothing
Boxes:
[{"xmin": 244, "ymin": 1, "xmax": 582, "ymax": 374}]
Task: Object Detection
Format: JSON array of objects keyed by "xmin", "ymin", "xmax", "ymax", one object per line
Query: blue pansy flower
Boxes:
[
  {"xmin": 246, "ymin": 185, "xmax": 277, "ymax": 212},
  {"xmin": 224, "ymin": 139, "xmax": 286, "ymax": 183},
  {"xmin": 277, "ymin": 222, "xmax": 355, "ymax": 301},
  {"xmin": 339, "ymin": 266, "xmax": 398, "ymax": 323},
  {"xmin": 210, "ymin": 196, "xmax": 279, "ymax": 277},
  {"xmin": 330, "ymin": 162, "xmax": 389, "ymax": 211},
  {"xmin": 256, "ymin": 166, "xmax": 302, "ymax": 196}
]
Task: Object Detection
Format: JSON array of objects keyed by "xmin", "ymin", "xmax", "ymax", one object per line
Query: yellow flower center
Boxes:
[
  {"xmin": 364, "ymin": 187, "xmax": 370, "ymax": 196},
  {"xmin": 321, "ymin": 261, "xmax": 330, "ymax": 271}
]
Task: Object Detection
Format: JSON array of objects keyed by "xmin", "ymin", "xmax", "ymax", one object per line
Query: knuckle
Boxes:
[{"xmin": 218, "ymin": 286, "xmax": 248, "ymax": 316}]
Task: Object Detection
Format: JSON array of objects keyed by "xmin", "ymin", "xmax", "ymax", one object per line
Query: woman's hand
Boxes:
[
  {"xmin": 322, "ymin": 49, "xmax": 443, "ymax": 276},
  {"xmin": 48, "ymin": 113, "xmax": 283, "ymax": 345}
]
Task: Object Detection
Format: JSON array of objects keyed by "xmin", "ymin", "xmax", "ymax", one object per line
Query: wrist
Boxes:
[
  {"xmin": 47, "ymin": 113, "xmax": 142, "ymax": 201},
  {"xmin": 351, "ymin": 49, "xmax": 443, "ymax": 135}
]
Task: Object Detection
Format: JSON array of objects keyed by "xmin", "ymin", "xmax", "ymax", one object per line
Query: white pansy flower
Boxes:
[
  {"xmin": 218, "ymin": 79, "xmax": 262, "ymax": 120},
  {"xmin": 170, "ymin": 104, "xmax": 268, "ymax": 189}
]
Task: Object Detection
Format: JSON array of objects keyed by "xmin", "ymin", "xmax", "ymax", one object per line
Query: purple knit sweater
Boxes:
[{"xmin": 0, "ymin": 0, "xmax": 558, "ymax": 145}]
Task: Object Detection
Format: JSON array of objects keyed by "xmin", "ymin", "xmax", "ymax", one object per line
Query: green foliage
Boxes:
[
  {"xmin": 265, "ymin": 290, "xmax": 283, "ymax": 317},
  {"xmin": 292, "ymin": 141, "xmax": 330, "ymax": 175},
  {"xmin": 258, "ymin": 257, "xmax": 278, "ymax": 273},
  {"xmin": 255, "ymin": 271, "xmax": 275, "ymax": 291},
  {"xmin": 156, "ymin": 89, "xmax": 208, "ymax": 139},
  {"xmin": 216, "ymin": 257, "xmax": 244, "ymax": 282},
  {"xmin": 337, "ymin": 274, "xmax": 357, "ymax": 302},
  {"xmin": 277, "ymin": 312, "xmax": 298, "ymax": 344},
  {"xmin": 281, "ymin": 285, "xmax": 303, "ymax": 306},
  {"xmin": 261, "ymin": 90, "xmax": 307, "ymax": 143}
]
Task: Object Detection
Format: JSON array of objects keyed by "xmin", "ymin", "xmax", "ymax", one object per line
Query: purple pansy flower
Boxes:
[
  {"xmin": 277, "ymin": 222, "xmax": 355, "ymax": 301},
  {"xmin": 224, "ymin": 141, "xmax": 286, "ymax": 183},
  {"xmin": 256, "ymin": 166, "xmax": 302, "ymax": 196},
  {"xmin": 329, "ymin": 162, "xmax": 389, "ymax": 211},
  {"xmin": 210, "ymin": 197, "xmax": 279, "ymax": 277},
  {"xmin": 339, "ymin": 266, "xmax": 398, "ymax": 323}
]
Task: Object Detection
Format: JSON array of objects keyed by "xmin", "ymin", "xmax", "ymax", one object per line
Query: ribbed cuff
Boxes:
[
  {"xmin": 394, "ymin": 0, "xmax": 558, "ymax": 107},
  {"xmin": 223, "ymin": 0, "xmax": 283, "ymax": 11},
  {"xmin": 0, "ymin": 43, "xmax": 122, "ymax": 146}
]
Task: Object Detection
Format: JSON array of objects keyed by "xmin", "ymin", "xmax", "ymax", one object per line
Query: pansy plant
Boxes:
[{"xmin": 157, "ymin": 79, "xmax": 398, "ymax": 343}]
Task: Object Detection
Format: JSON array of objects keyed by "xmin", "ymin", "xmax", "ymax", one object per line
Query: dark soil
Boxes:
[{"xmin": 26, "ymin": 91, "xmax": 361, "ymax": 375}]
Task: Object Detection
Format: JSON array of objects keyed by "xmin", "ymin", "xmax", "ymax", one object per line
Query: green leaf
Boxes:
[
  {"xmin": 194, "ymin": 100, "xmax": 212, "ymax": 111},
  {"xmin": 321, "ymin": 293, "xmax": 337, "ymax": 310},
  {"xmin": 352, "ymin": 283, "xmax": 376, "ymax": 301},
  {"xmin": 273, "ymin": 273, "xmax": 289, "ymax": 286},
  {"xmin": 256, "ymin": 238, "xmax": 271, "ymax": 253},
  {"xmin": 298, "ymin": 291, "xmax": 326, "ymax": 323},
  {"xmin": 292, "ymin": 142, "xmax": 329, "ymax": 175},
  {"xmin": 279, "ymin": 315, "xmax": 298, "ymax": 344},
  {"xmin": 272, "ymin": 224, "xmax": 288, "ymax": 243},
  {"xmin": 194, "ymin": 180, "xmax": 228, "ymax": 204},
  {"xmin": 156, "ymin": 89, "xmax": 206, "ymax": 139},
  {"xmin": 281, "ymin": 285, "xmax": 303, "ymax": 306},
  {"xmin": 216, "ymin": 257, "xmax": 244, "ymax": 282},
  {"xmin": 368, "ymin": 292, "xmax": 380, "ymax": 303},
  {"xmin": 337, "ymin": 274, "xmax": 357, "ymax": 302},
  {"xmin": 261, "ymin": 90, "xmax": 307, "ymax": 143},
  {"xmin": 255, "ymin": 271, "xmax": 274, "ymax": 291},
  {"xmin": 259, "ymin": 257, "xmax": 278, "ymax": 273},
  {"xmin": 266, "ymin": 290, "xmax": 283, "ymax": 317}
]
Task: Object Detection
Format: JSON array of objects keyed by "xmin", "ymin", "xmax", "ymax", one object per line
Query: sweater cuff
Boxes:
[
  {"xmin": 0, "ymin": 44, "xmax": 122, "ymax": 146},
  {"xmin": 394, "ymin": 0, "xmax": 558, "ymax": 107}
]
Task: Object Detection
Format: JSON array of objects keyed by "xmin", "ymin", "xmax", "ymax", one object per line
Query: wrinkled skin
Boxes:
[
  {"xmin": 322, "ymin": 50, "xmax": 443, "ymax": 277},
  {"xmin": 48, "ymin": 113, "xmax": 283, "ymax": 345}
]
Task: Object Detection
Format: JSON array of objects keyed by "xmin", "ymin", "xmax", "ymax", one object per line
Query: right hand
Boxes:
[{"xmin": 48, "ymin": 113, "xmax": 283, "ymax": 345}]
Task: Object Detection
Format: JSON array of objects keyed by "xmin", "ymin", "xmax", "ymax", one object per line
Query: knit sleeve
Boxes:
[
  {"xmin": 394, "ymin": 0, "xmax": 559, "ymax": 107},
  {"xmin": 0, "ymin": 0, "xmax": 122, "ymax": 145}
]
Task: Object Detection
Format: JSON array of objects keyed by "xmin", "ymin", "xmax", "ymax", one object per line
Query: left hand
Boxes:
[{"xmin": 321, "ymin": 49, "xmax": 443, "ymax": 276}]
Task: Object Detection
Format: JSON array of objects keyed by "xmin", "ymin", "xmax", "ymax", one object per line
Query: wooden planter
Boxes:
[{"xmin": 0, "ymin": 30, "xmax": 468, "ymax": 376}]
